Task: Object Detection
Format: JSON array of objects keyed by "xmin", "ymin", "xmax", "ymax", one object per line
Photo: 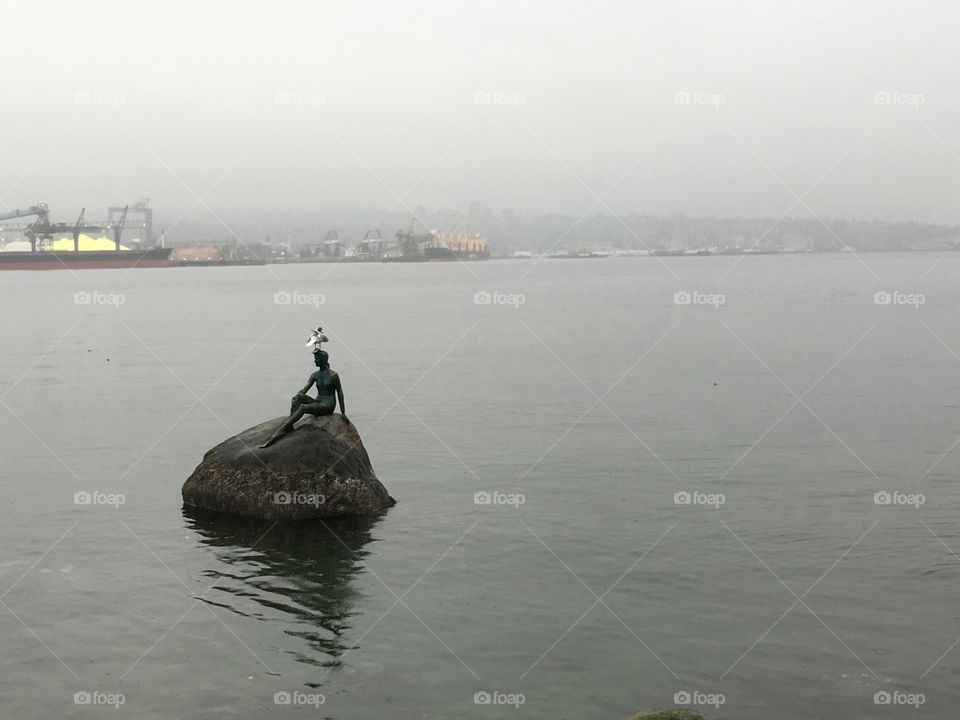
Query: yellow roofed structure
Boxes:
[
  {"xmin": 0, "ymin": 234, "xmax": 130, "ymax": 252},
  {"xmin": 50, "ymin": 234, "xmax": 129, "ymax": 252}
]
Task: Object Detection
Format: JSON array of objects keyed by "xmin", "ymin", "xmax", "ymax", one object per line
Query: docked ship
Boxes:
[
  {"xmin": 0, "ymin": 247, "xmax": 173, "ymax": 270},
  {"xmin": 0, "ymin": 203, "xmax": 173, "ymax": 270}
]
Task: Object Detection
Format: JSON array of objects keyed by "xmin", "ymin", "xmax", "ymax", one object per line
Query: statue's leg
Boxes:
[
  {"xmin": 260, "ymin": 408, "xmax": 308, "ymax": 448},
  {"xmin": 306, "ymin": 398, "xmax": 336, "ymax": 417},
  {"xmin": 280, "ymin": 407, "xmax": 307, "ymax": 434},
  {"xmin": 290, "ymin": 393, "xmax": 309, "ymax": 414},
  {"xmin": 301, "ymin": 401, "xmax": 333, "ymax": 417}
]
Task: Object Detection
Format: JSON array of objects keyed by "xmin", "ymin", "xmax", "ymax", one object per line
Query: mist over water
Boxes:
[{"xmin": 3, "ymin": 0, "xmax": 960, "ymax": 234}]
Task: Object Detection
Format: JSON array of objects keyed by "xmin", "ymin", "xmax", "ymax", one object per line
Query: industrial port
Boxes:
[{"xmin": 0, "ymin": 203, "xmax": 491, "ymax": 270}]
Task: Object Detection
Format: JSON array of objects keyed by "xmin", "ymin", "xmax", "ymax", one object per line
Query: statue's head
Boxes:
[{"xmin": 314, "ymin": 350, "xmax": 329, "ymax": 368}]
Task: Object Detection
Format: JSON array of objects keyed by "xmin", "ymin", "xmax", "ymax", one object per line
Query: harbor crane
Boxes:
[
  {"xmin": 109, "ymin": 205, "xmax": 128, "ymax": 251},
  {"xmin": 0, "ymin": 204, "xmax": 50, "ymax": 224},
  {"xmin": 0, "ymin": 203, "xmax": 102, "ymax": 252}
]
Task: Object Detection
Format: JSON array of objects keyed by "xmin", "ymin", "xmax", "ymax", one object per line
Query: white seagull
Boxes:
[{"xmin": 305, "ymin": 326, "xmax": 328, "ymax": 352}]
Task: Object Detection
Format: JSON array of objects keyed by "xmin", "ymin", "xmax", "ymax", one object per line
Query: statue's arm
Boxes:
[
  {"xmin": 334, "ymin": 373, "xmax": 346, "ymax": 419},
  {"xmin": 300, "ymin": 374, "xmax": 316, "ymax": 395}
]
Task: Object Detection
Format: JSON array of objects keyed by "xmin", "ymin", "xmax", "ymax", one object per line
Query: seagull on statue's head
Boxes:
[{"xmin": 306, "ymin": 326, "xmax": 328, "ymax": 353}]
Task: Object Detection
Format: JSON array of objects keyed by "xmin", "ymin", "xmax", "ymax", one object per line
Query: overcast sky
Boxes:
[{"xmin": 2, "ymin": 0, "xmax": 959, "ymax": 226}]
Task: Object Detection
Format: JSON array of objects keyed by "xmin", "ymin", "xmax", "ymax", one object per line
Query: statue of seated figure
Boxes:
[{"xmin": 259, "ymin": 349, "xmax": 347, "ymax": 448}]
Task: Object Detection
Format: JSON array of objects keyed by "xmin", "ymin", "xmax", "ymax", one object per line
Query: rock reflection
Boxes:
[{"xmin": 183, "ymin": 507, "xmax": 380, "ymax": 668}]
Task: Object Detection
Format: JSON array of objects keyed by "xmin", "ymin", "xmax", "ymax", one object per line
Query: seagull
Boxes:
[{"xmin": 305, "ymin": 326, "xmax": 328, "ymax": 352}]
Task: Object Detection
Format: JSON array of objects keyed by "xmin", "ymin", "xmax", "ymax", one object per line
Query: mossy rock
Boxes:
[{"xmin": 628, "ymin": 710, "xmax": 715, "ymax": 720}]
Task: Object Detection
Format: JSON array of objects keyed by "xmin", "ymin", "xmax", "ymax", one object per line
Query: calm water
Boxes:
[{"xmin": 2, "ymin": 253, "xmax": 959, "ymax": 718}]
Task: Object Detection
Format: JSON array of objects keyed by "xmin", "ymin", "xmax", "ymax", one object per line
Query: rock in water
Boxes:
[{"xmin": 182, "ymin": 415, "xmax": 395, "ymax": 519}]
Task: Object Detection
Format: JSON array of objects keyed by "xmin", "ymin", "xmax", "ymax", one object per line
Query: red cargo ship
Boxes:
[
  {"xmin": 0, "ymin": 247, "xmax": 173, "ymax": 270},
  {"xmin": 0, "ymin": 202, "xmax": 173, "ymax": 270}
]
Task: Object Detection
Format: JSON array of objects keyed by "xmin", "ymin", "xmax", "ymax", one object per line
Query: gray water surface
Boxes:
[{"xmin": 1, "ymin": 253, "xmax": 958, "ymax": 718}]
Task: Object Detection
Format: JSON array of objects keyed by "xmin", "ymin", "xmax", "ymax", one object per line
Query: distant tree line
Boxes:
[{"xmin": 162, "ymin": 204, "xmax": 960, "ymax": 254}]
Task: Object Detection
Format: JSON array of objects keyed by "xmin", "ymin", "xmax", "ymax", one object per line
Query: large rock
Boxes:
[{"xmin": 182, "ymin": 415, "xmax": 395, "ymax": 519}]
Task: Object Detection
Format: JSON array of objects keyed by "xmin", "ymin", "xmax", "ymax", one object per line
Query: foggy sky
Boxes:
[{"xmin": 2, "ymin": 0, "xmax": 959, "ymax": 229}]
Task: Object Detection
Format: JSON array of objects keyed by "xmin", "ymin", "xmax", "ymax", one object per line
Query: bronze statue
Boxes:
[{"xmin": 259, "ymin": 349, "xmax": 347, "ymax": 448}]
